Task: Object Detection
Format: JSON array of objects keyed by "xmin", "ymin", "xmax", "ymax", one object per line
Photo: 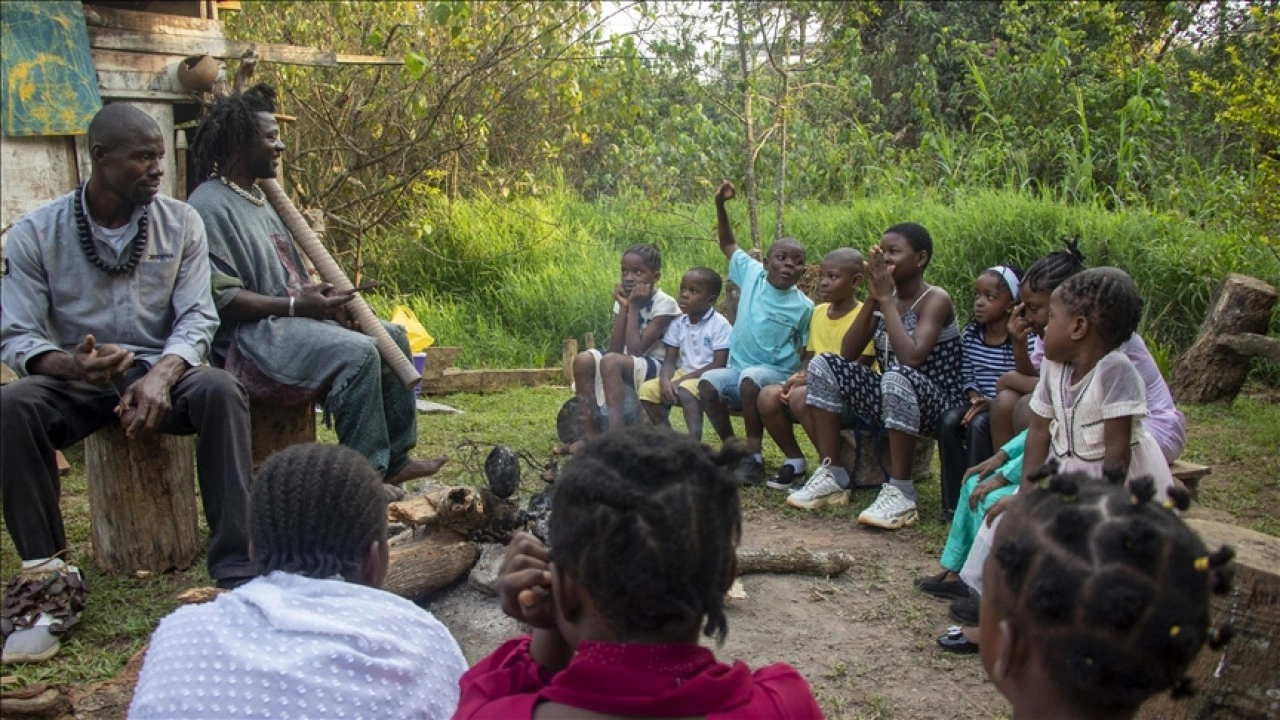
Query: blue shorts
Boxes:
[{"xmin": 697, "ymin": 366, "xmax": 792, "ymax": 410}]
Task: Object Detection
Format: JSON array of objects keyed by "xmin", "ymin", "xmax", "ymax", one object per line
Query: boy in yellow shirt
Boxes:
[{"xmin": 759, "ymin": 249, "xmax": 876, "ymax": 490}]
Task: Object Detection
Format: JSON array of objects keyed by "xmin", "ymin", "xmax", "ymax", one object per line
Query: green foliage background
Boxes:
[{"xmin": 224, "ymin": 1, "xmax": 1280, "ymax": 375}]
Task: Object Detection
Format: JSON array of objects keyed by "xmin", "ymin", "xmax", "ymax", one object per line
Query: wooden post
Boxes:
[
  {"xmin": 84, "ymin": 425, "xmax": 199, "ymax": 574},
  {"xmin": 250, "ymin": 399, "xmax": 316, "ymax": 471},
  {"xmin": 583, "ymin": 332, "xmax": 596, "ymax": 351},
  {"xmin": 1136, "ymin": 517, "xmax": 1280, "ymax": 719},
  {"xmin": 1171, "ymin": 274, "xmax": 1277, "ymax": 404},
  {"xmin": 561, "ymin": 338, "xmax": 578, "ymax": 385}
]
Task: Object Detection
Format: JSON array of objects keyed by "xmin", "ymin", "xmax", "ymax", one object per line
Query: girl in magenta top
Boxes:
[{"xmin": 454, "ymin": 428, "xmax": 822, "ymax": 719}]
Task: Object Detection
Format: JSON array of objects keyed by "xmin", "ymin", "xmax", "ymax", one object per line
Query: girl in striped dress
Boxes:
[{"xmin": 935, "ymin": 265, "xmax": 1028, "ymax": 518}]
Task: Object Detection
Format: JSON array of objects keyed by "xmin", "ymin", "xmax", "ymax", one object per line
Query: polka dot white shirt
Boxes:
[{"xmin": 129, "ymin": 571, "xmax": 466, "ymax": 719}]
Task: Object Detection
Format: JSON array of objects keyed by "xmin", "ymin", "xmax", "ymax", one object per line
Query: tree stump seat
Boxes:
[
  {"xmin": 249, "ymin": 398, "xmax": 317, "ymax": 471},
  {"xmin": 837, "ymin": 427, "xmax": 934, "ymax": 488},
  {"xmin": 84, "ymin": 426, "xmax": 200, "ymax": 575}
]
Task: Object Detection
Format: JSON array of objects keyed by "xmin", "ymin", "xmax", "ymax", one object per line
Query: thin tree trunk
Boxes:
[
  {"xmin": 735, "ymin": 4, "xmax": 761, "ymax": 251},
  {"xmin": 774, "ymin": 15, "xmax": 795, "ymax": 242}
]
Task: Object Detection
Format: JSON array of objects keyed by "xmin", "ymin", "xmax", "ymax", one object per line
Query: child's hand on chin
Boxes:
[
  {"xmin": 497, "ymin": 532, "xmax": 558, "ymax": 629},
  {"xmin": 614, "ymin": 283, "xmax": 630, "ymax": 308}
]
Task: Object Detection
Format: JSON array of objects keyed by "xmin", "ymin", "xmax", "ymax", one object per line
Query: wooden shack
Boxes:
[{"xmin": 0, "ymin": 0, "xmax": 398, "ymax": 232}]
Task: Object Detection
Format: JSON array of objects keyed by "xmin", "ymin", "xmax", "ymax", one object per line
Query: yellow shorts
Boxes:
[{"xmin": 637, "ymin": 369, "xmax": 702, "ymax": 405}]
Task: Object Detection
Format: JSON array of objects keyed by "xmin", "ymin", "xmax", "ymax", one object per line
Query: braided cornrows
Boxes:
[
  {"xmin": 623, "ymin": 243, "xmax": 663, "ymax": 272},
  {"xmin": 190, "ymin": 83, "xmax": 278, "ymax": 180},
  {"xmin": 992, "ymin": 469, "xmax": 1233, "ymax": 716},
  {"xmin": 1058, "ymin": 267, "xmax": 1144, "ymax": 351},
  {"xmin": 1024, "ymin": 237, "xmax": 1086, "ymax": 294},
  {"xmin": 250, "ymin": 443, "xmax": 387, "ymax": 580},
  {"xmin": 549, "ymin": 428, "xmax": 745, "ymax": 644}
]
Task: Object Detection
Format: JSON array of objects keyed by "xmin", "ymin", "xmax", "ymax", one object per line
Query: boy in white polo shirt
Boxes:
[{"xmin": 638, "ymin": 267, "xmax": 732, "ymax": 439}]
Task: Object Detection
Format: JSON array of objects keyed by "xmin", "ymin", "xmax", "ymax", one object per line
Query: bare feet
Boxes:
[
  {"xmin": 387, "ymin": 456, "xmax": 448, "ymax": 486},
  {"xmin": 381, "ymin": 483, "xmax": 407, "ymax": 502},
  {"xmin": 554, "ymin": 440, "xmax": 585, "ymax": 456}
]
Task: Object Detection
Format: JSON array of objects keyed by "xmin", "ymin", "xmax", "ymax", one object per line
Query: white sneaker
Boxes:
[
  {"xmin": 858, "ymin": 484, "xmax": 918, "ymax": 529},
  {"xmin": 786, "ymin": 461, "xmax": 849, "ymax": 510}
]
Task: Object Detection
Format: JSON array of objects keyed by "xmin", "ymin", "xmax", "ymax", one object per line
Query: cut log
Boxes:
[
  {"xmin": 249, "ymin": 399, "xmax": 316, "ymax": 471},
  {"xmin": 1137, "ymin": 518, "xmax": 1280, "ymax": 719},
  {"xmin": 839, "ymin": 428, "xmax": 934, "ymax": 488},
  {"xmin": 419, "ymin": 346, "xmax": 462, "ymax": 381},
  {"xmin": 0, "ymin": 684, "xmax": 69, "ymax": 719},
  {"xmin": 1171, "ymin": 274, "xmax": 1277, "ymax": 404},
  {"xmin": 1170, "ymin": 461, "xmax": 1211, "ymax": 496},
  {"xmin": 382, "ymin": 531, "xmax": 482, "ymax": 601},
  {"xmin": 84, "ymin": 425, "xmax": 200, "ymax": 574},
  {"xmin": 1218, "ymin": 332, "xmax": 1280, "ymax": 364},
  {"xmin": 736, "ymin": 548, "xmax": 856, "ymax": 577},
  {"xmin": 388, "ymin": 486, "xmax": 527, "ymax": 540}
]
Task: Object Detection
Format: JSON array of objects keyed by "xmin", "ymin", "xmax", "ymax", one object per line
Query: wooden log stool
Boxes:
[
  {"xmin": 249, "ymin": 398, "xmax": 317, "ymax": 472},
  {"xmin": 84, "ymin": 425, "xmax": 200, "ymax": 574},
  {"xmin": 838, "ymin": 427, "xmax": 935, "ymax": 489},
  {"xmin": 1136, "ymin": 517, "xmax": 1280, "ymax": 719}
]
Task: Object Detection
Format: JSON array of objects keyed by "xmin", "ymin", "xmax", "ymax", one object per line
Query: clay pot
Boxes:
[{"xmin": 177, "ymin": 55, "xmax": 219, "ymax": 92}]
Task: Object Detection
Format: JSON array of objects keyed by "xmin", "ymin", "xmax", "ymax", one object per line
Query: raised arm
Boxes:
[
  {"xmin": 714, "ymin": 181, "xmax": 739, "ymax": 259},
  {"xmin": 840, "ymin": 297, "xmax": 879, "ymax": 360}
]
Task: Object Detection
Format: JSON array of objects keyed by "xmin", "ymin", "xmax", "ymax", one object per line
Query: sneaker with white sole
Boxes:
[
  {"xmin": 765, "ymin": 464, "xmax": 804, "ymax": 491},
  {"xmin": 857, "ymin": 484, "xmax": 918, "ymax": 529},
  {"xmin": 786, "ymin": 462, "xmax": 849, "ymax": 509}
]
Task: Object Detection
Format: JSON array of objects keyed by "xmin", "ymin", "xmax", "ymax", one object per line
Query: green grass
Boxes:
[
  {"xmin": 358, "ymin": 187, "xmax": 1280, "ymax": 379},
  {"xmin": 2, "ymin": 385, "xmax": 1276, "ymax": 690}
]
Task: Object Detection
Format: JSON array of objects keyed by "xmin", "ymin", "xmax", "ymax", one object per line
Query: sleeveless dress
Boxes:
[{"xmin": 806, "ymin": 286, "xmax": 964, "ymax": 438}]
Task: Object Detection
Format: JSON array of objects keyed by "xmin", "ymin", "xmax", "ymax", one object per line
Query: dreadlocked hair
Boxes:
[
  {"xmin": 1024, "ymin": 237, "xmax": 1086, "ymax": 294},
  {"xmin": 1058, "ymin": 267, "xmax": 1144, "ymax": 351},
  {"xmin": 622, "ymin": 243, "xmax": 663, "ymax": 272},
  {"xmin": 992, "ymin": 469, "xmax": 1233, "ymax": 717},
  {"xmin": 190, "ymin": 83, "xmax": 278, "ymax": 180},
  {"xmin": 250, "ymin": 443, "xmax": 387, "ymax": 580},
  {"xmin": 549, "ymin": 427, "xmax": 745, "ymax": 645}
]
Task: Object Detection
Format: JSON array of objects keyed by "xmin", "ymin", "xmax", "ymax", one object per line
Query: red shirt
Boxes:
[{"xmin": 455, "ymin": 636, "xmax": 823, "ymax": 719}]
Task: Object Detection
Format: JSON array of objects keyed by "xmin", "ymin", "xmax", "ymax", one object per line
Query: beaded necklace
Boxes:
[
  {"xmin": 216, "ymin": 175, "xmax": 265, "ymax": 206},
  {"xmin": 73, "ymin": 184, "xmax": 148, "ymax": 276}
]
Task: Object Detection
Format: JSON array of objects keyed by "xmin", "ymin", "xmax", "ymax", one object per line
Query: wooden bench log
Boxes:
[
  {"xmin": 1171, "ymin": 460, "xmax": 1211, "ymax": 496},
  {"xmin": 1172, "ymin": 274, "xmax": 1277, "ymax": 404},
  {"xmin": 83, "ymin": 425, "xmax": 200, "ymax": 574},
  {"xmin": 1136, "ymin": 518, "xmax": 1280, "ymax": 719},
  {"xmin": 838, "ymin": 428, "xmax": 934, "ymax": 488},
  {"xmin": 249, "ymin": 398, "xmax": 316, "ymax": 472}
]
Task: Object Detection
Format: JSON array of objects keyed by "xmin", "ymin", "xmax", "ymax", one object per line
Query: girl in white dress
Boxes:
[{"xmin": 1022, "ymin": 267, "xmax": 1176, "ymax": 499}]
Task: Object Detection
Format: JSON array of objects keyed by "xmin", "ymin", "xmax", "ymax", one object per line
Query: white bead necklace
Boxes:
[{"xmin": 217, "ymin": 175, "xmax": 265, "ymax": 206}]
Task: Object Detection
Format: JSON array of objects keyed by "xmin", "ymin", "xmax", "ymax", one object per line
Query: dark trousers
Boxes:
[
  {"xmin": 1, "ymin": 365, "xmax": 254, "ymax": 582},
  {"xmin": 937, "ymin": 406, "xmax": 994, "ymax": 515}
]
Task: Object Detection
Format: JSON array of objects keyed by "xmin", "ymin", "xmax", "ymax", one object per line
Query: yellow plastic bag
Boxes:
[{"xmin": 390, "ymin": 305, "xmax": 434, "ymax": 353}]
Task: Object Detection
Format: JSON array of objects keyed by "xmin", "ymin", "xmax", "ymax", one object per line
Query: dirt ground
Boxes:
[{"xmin": 426, "ymin": 504, "xmax": 1009, "ymax": 720}]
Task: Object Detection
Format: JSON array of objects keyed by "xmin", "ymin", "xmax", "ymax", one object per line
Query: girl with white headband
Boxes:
[{"xmin": 933, "ymin": 265, "xmax": 1027, "ymax": 518}]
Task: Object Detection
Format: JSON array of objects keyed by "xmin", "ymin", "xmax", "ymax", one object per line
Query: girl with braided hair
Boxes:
[
  {"xmin": 456, "ymin": 427, "xmax": 822, "ymax": 719},
  {"xmin": 130, "ymin": 444, "xmax": 467, "ymax": 719},
  {"xmin": 981, "ymin": 470, "xmax": 1233, "ymax": 719}
]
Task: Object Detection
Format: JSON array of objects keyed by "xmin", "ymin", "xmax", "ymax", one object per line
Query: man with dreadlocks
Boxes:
[
  {"xmin": 187, "ymin": 84, "xmax": 444, "ymax": 497},
  {"xmin": 1, "ymin": 103, "xmax": 254, "ymax": 663}
]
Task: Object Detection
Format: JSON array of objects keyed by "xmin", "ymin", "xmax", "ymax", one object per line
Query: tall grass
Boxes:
[{"xmin": 363, "ymin": 187, "xmax": 1279, "ymax": 372}]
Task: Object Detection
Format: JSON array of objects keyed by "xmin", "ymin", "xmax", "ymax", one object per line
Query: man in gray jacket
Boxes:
[{"xmin": 0, "ymin": 103, "xmax": 254, "ymax": 663}]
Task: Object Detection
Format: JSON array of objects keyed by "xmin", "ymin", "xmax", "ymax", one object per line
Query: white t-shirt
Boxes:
[
  {"xmin": 662, "ymin": 308, "xmax": 733, "ymax": 373},
  {"xmin": 612, "ymin": 288, "xmax": 681, "ymax": 360},
  {"xmin": 82, "ymin": 185, "xmax": 143, "ymax": 254},
  {"xmin": 129, "ymin": 571, "xmax": 467, "ymax": 719}
]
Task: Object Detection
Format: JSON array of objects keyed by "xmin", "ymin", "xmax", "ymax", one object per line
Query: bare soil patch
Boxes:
[{"xmin": 427, "ymin": 503, "xmax": 1007, "ymax": 720}]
